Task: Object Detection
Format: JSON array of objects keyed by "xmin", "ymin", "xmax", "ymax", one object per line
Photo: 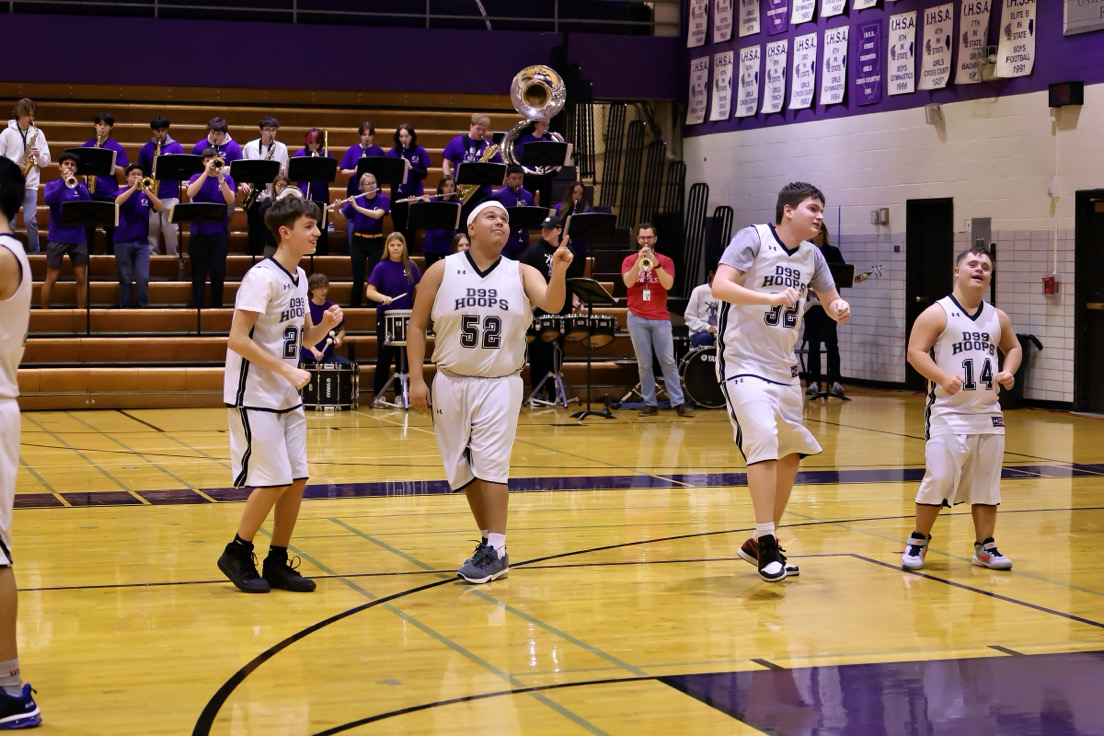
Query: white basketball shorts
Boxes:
[
  {"xmin": 721, "ymin": 376, "xmax": 821, "ymax": 465},
  {"xmin": 915, "ymin": 432, "xmax": 1004, "ymax": 507},
  {"xmin": 432, "ymin": 372, "xmax": 522, "ymax": 491},
  {"xmin": 228, "ymin": 406, "xmax": 309, "ymax": 489},
  {"xmin": 0, "ymin": 401, "xmax": 18, "ymax": 566}
]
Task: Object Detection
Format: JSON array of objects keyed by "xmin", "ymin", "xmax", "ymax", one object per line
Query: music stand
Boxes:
[
  {"xmin": 64, "ymin": 147, "xmax": 117, "ymax": 185},
  {"xmin": 520, "ymin": 141, "xmax": 572, "ymax": 171},
  {"xmin": 456, "ymin": 162, "xmax": 507, "ymax": 189},
  {"xmin": 564, "ymin": 212, "xmax": 616, "ymax": 241},
  {"xmin": 288, "ymin": 156, "xmax": 337, "ymax": 185},
  {"xmin": 505, "ymin": 206, "xmax": 552, "ymax": 232},
  {"xmin": 230, "ymin": 159, "xmax": 280, "ymax": 187},
  {"xmin": 357, "ymin": 157, "xmax": 408, "ymax": 187},
  {"xmin": 407, "ymin": 200, "xmax": 461, "ymax": 232},
  {"xmin": 154, "ymin": 154, "xmax": 204, "ymax": 186},
  {"xmin": 566, "ymin": 277, "xmax": 618, "ymax": 421},
  {"xmin": 61, "ymin": 201, "xmax": 117, "ymax": 332},
  {"xmin": 805, "ymin": 263, "xmax": 855, "ymax": 402}
]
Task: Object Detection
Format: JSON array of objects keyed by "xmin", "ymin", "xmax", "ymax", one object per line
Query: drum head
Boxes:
[
  {"xmin": 680, "ymin": 347, "xmax": 725, "ymax": 409},
  {"xmin": 585, "ymin": 316, "xmax": 615, "ymax": 348}
]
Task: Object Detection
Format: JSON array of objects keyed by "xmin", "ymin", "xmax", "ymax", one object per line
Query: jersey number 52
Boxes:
[
  {"xmin": 764, "ymin": 302, "xmax": 799, "ymax": 329},
  {"xmin": 460, "ymin": 315, "xmax": 502, "ymax": 350}
]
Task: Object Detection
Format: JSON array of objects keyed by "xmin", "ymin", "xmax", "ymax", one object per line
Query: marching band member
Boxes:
[
  {"xmin": 81, "ymin": 112, "xmax": 128, "ymax": 254},
  {"xmin": 421, "ymin": 175, "xmax": 459, "ymax": 268},
  {"xmin": 334, "ymin": 172, "xmax": 389, "ymax": 308},
  {"xmin": 441, "ymin": 113, "xmax": 502, "ymax": 216},
  {"xmin": 113, "ymin": 164, "xmax": 164, "ymax": 308},
  {"xmin": 185, "ymin": 147, "xmax": 236, "ymax": 308},
  {"xmin": 387, "ymin": 124, "xmax": 431, "ymax": 248},
  {"xmin": 293, "ymin": 128, "xmax": 335, "ymax": 255},
  {"xmin": 190, "ymin": 117, "xmax": 243, "ymax": 164},
  {"xmin": 240, "ymin": 117, "xmax": 290, "ymax": 256},
  {"xmin": 490, "ymin": 164, "xmax": 535, "ymax": 260},
  {"xmin": 138, "ymin": 116, "xmax": 184, "ymax": 255},
  {"xmin": 41, "ymin": 152, "xmax": 90, "ymax": 309},
  {"xmin": 0, "ymin": 98, "xmax": 51, "ymax": 254},
  {"xmin": 338, "ymin": 122, "xmax": 383, "ymax": 253},
  {"xmin": 516, "ymin": 118, "xmax": 556, "ymax": 206},
  {"xmin": 364, "ymin": 232, "xmax": 421, "ymax": 403}
]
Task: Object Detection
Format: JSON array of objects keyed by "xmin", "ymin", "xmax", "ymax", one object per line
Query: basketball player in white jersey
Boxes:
[
  {"xmin": 902, "ymin": 247, "xmax": 1020, "ymax": 571},
  {"xmin": 407, "ymin": 201, "xmax": 573, "ymax": 584},
  {"xmin": 217, "ymin": 195, "xmax": 343, "ymax": 594},
  {"xmin": 713, "ymin": 182, "xmax": 849, "ymax": 582},
  {"xmin": 0, "ymin": 158, "xmax": 42, "ymax": 728}
]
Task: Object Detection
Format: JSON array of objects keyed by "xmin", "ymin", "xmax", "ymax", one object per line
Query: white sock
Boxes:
[
  {"xmin": 480, "ymin": 529, "xmax": 489, "ymax": 542},
  {"xmin": 754, "ymin": 522, "xmax": 776, "ymax": 541},
  {"xmin": 0, "ymin": 658, "xmax": 21, "ymax": 697},
  {"xmin": 487, "ymin": 533, "xmax": 506, "ymax": 556}
]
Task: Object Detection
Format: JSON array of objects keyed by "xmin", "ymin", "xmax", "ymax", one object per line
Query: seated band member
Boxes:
[
  {"xmin": 138, "ymin": 115, "xmax": 184, "ymax": 256},
  {"xmin": 113, "ymin": 164, "xmax": 164, "ymax": 308},
  {"xmin": 490, "ymin": 164, "xmax": 535, "ymax": 260},
  {"xmin": 336, "ymin": 172, "xmax": 389, "ymax": 308},
  {"xmin": 441, "ymin": 112, "xmax": 502, "ymax": 219},
  {"xmin": 81, "ymin": 112, "xmax": 128, "ymax": 255},
  {"xmin": 185, "ymin": 147, "xmax": 236, "ymax": 308},
  {"xmin": 299, "ymin": 272, "xmax": 349, "ymax": 364},
  {"xmin": 684, "ymin": 267, "xmax": 720, "ymax": 347},
  {"xmin": 387, "ymin": 123, "xmax": 431, "ymax": 249},
  {"xmin": 240, "ymin": 116, "xmax": 290, "ymax": 257},
  {"xmin": 41, "ymin": 152, "xmax": 91, "ymax": 309},
  {"xmin": 422, "ymin": 175, "xmax": 459, "ymax": 269},
  {"xmin": 339, "ymin": 122, "xmax": 384, "ymax": 252},
  {"xmin": 364, "ymin": 233, "xmax": 421, "ymax": 403},
  {"xmin": 0, "ymin": 98, "xmax": 51, "ymax": 253},
  {"xmin": 293, "ymin": 128, "xmax": 335, "ymax": 255}
]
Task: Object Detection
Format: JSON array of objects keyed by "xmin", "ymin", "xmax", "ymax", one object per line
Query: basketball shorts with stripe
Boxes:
[
  {"xmin": 431, "ymin": 372, "xmax": 522, "ymax": 491},
  {"xmin": 228, "ymin": 406, "xmax": 308, "ymax": 489},
  {"xmin": 915, "ymin": 432, "xmax": 1004, "ymax": 507},
  {"xmin": 721, "ymin": 376, "xmax": 821, "ymax": 464},
  {"xmin": 0, "ymin": 400, "xmax": 18, "ymax": 566}
]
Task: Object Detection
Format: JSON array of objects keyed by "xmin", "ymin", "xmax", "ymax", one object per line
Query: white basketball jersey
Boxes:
[
  {"xmin": 925, "ymin": 296, "xmax": 1005, "ymax": 438},
  {"xmin": 0, "ymin": 234, "xmax": 31, "ymax": 400},
  {"xmin": 717, "ymin": 224, "xmax": 834, "ymax": 385},
  {"xmin": 431, "ymin": 251, "xmax": 531, "ymax": 377},
  {"xmin": 224, "ymin": 258, "xmax": 308, "ymax": 411}
]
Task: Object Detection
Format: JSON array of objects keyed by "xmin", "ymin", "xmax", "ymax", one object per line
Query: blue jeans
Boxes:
[
  {"xmin": 627, "ymin": 312, "xmax": 685, "ymax": 407},
  {"xmin": 21, "ymin": 188, "xmax": 39, "ymax": 254},
  {"xmin": 114, "ymin": 241, "xmax": 150, "ymax": 307}
]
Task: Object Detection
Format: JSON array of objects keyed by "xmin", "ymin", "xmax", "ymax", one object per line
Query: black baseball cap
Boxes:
[{"xmin": 540, "ymin": 214, "xmax": 563, "ymax": 229}]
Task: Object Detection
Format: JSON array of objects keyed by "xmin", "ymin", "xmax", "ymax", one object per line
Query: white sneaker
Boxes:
[
  {"xmin": 805, "ymin": 383, "xmax": 821, "ymax": 396},
  {"xmin": 902, "ymin": 533, "xmax": 930, "ymax": 569},
  {"xmin": 830, "ymin": 382, "xmax": 846, "ymax": 397},
  {"xmin": 972, "ymin": 537, "xmax": 1012, "ymax": 570}
]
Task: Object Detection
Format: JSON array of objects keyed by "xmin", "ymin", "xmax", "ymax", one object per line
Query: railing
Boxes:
[{"xmin": 6, "ymin": 0, "xmax": 681, "ymax": 34}]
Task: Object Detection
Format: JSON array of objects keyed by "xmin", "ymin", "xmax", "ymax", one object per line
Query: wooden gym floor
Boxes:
[{"xmin": 9, "ymin": 389, "xmax": 1104, "ymax": 734}]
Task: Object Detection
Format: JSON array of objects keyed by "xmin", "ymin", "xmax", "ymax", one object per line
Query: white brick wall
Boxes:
[{"xmin": 686, "ymin": 84, "xmax": 1104, "ymax": 402}]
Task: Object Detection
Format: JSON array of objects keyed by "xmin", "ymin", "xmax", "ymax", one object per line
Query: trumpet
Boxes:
[
  {"xmin": 210, "ymin": 156, "xmax": 225, "ymax": 173},
  {"xmin": 64, "ymin": 174, "xmax": 78, "ymax": 188},
  {"xmin": 141, "ymin": 176, "xmax": 156, "ymax": 192},
  {"xmin": 638, "ymin": 254, "xmax": 655, "ymax": 270}
]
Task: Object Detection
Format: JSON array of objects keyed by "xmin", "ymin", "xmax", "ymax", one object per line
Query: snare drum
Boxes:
[
  {"xmin": 302, "ymin": 363, "xmax": 360, "ymax": 410},
  {"xmin": 383, "ymin": 309, "xmax": 412, "ymax": 346},
  {"xmin": 679, "ymin": 347, "xmax": 725, "ymax": 409},
  {"xmin": 586, "ymin": 315, "xmax": 616, "ymax": 348},
  {"xmin": 535, "ymin": 314, "xmax": 562, "ymax": 342}
]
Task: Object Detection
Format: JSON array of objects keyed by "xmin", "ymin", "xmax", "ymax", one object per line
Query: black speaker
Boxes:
[{"xmin": 1048, "ymin": 81, "xmax": 1083, "ymax": 108}]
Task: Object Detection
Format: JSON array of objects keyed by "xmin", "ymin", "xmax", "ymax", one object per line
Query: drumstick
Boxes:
[{"xmin": 388, "ymin": 292, "xmax": 408, "ymax": 303}]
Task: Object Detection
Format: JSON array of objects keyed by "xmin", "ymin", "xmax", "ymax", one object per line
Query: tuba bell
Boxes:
[{"xmin": 501, "ymin": 65, "xmax": 567, "ymax": 177}]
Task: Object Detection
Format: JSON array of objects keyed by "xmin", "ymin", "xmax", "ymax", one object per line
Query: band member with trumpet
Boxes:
[
  {"xmin": 139, "ymin": 116, "xmax": 185, "ymax": 255},
  {"xmin": 186, "ymin": 147, "xmax": 236, "ymax": 308},
  {"xmin": 41, "ymin": 152, "xmax": 91, "ymax": 309},
  {"xmin": 338, "ymin": 122, "xmax": 383, "ymax": 253},
  {"xmin": 333, "ymin": 172, "xmax": 389, "ymax": 308},
  {"xmin": 621, "ymin": 222, "xmax": 694, "ymax": 418},
  {"xmin": 441, "ymin": 113, "xmax": 502, "ymax": 215},
  {"xmin": 364, "ymin": 232, "xmax": 421, "ymax": 403},
  {"xmin": 0, "ymin": 98, "xmax": 51, "ymax": 254},
  {"xmin": 81, "ymin": 112, "xmax": 128, "ymax": 255},
  {"xmin": 113, "ymin": 164, "xmax": 164, "ymax": 308},
  {"xmin": 241, "ymin": 117, "xmax": 290, "ymax": 256},
  {"xmin": 422, "ymin": 175, "xmax": 459, "ymax": 268},
  {"xmin": 293, "ymin": 128, "xmax": 334, "ymax": 255},
  {"xmin": 491, "ymin": 164, "xmax": 535, "ymax": 260}
]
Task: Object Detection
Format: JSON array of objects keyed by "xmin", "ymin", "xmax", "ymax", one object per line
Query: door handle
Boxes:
[{"xmin": 1087, "ymin": 302, "xmax": 1104, "ymax": 311}]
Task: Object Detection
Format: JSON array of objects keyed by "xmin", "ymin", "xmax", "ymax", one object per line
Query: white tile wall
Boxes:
[{"xmin": 685, "ymin": 84, "xmax": 1104, "ymax": 403}]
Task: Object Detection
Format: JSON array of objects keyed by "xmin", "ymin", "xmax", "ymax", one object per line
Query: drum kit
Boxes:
[
  {"xmin": 618, "ymin": 342, "xmax": 726, "ymax": 410},
  {"xmin": 373, "ymin": 309, "xmax": 413, "ymax": 409}
]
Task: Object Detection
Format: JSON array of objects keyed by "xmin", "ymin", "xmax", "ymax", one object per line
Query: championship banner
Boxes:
[
  {"xmin": 710, "ymin": 51, "xmax": 735, "ymax": 121},
  {"xmin": 762, "ymin": 39, "xmax": 789, "ymax": 114},
  {"xmin": 739, "ymin": 0, "xmax": 761, "ymax": 37},
  {"xmin": 687, "ymin": 56, "xmax": 709, "ymax": 124},
  {"xmin": 956, "ymin": 0, "xmax": 992, "ymax": 84},
  {"xmin": 854, "ymin": 20, "xmax": 883, "ymax": 106},
  {"xmin": 736, "ymin": 45, "xmax": 762, "ymax": 117},
  {"xmin": 789, "ymin": 32, "xmax": 818, "ymax": 109},
  {"xmin": 888, "ymin": 11, "xmax": 916, "ymax": 96},
  {"xmin": 821, "ymin": 0, "xmax": 847, "ymax": 18},
  {"xmin": 995, "ymin": 0, "xmax": 1036, "ymax": 78},
  {"xmin": 919, "ymin": 3, "xmax": 954, "ymax": 90},
  {"xmin": 714, "ymin": 0, "xmax": 734, "ymax": 43},
  {"xmin": 688, "ymin": 0, "xmax": 709, "ymax": 48},
  {"xmin": 792, "ymin": 0, "xmax": 816, "ymax": 25},
  {"xmin": 765, "ymin": 0, "xmax": 790, "ymax": 36},
  {"xmin": 821, "ymin": 25, "xmax": 849, "ymax": 105},
  {"xmin": 853, "ymin": 0, "xmax": 878, "ymax": 9}
]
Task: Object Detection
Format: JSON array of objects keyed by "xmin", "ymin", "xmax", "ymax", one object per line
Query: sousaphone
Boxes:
[{"xmin": 501, "ymin": 65, "xmax": 568, "ymax": 176}]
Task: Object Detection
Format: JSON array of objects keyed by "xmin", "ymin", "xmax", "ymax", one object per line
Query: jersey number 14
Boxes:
[{"xmin": 961, "ymin": 358, "xmax": 994, "ymax": 391}]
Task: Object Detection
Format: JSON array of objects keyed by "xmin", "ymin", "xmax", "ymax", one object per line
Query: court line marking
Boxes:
[
  {"xmin": 989, "ymin": 645, "xmax": 1023, "ymax": 656},
  {"xmin": 17, "ymin": 456, "xmax": 66, "ymax": 504},
  {"xmin": 20, "ymin": 412, "xmax": 138, "ymax": 499},
  {"xmin": 64, "ymin": 411, "xmax": 199, "ymax": 492},
  {"xmin": 116, "ymin": 409, "xmax": 165, "ymax": 432}
]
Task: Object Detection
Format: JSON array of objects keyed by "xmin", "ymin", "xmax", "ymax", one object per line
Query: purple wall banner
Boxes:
[
  {"xmin": 766, "ymin": 0, "xmax": 792, "ymax": 35},
  {"xmin": 854, "ymin": 20, "xmax": 884, "ymax": 105}
]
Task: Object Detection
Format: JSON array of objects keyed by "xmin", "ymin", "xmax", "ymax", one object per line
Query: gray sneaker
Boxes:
[
  {"xmin": 458, "ymin": 545, "xmax": 509, "ymax": 584},
  {"xmin": 805, "ymin": 383, "xmax": 821, "ymax": 396},
  {"xmin": 830, "ymin": 382, "xmax": 846, "ymax": 397}
]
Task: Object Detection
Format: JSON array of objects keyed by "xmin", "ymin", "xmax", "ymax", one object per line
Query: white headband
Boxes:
[{"xmin": 466, "ymin": 200, "xmax": 509, "ymax": 227}]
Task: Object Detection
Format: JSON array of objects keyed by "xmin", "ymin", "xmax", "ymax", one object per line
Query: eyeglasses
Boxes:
[{"xmin": 637, "ymin": 235, "xmax": 656, "ymax": 241}]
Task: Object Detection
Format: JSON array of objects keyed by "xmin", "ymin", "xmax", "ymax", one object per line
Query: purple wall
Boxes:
[
  {"xmin": 0, "ymin": 13, "xmax": 680, "ymax": 101},
  {"xmin": 684, "ymin": 0, "xmax": 1104, "ymax": 136}
]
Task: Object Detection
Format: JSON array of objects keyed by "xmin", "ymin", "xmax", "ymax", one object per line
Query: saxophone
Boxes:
[
  {"xmin": 242, "ymin": 138, "xmax": 275, "ymax": 209},
  {"xmin": 150, "ymin": 137, "xmax": 162, "ymax": 192},
  {"xmin": 87, "ymin": 134, "xmax": 104, "ymax": 195},
  {"xmin": 457, "ymin": 137, "xmax": 500, "ymax": 204},
  {"xmin": 18, "ymin": 128, "xmax": 39, "ymax": 177}
]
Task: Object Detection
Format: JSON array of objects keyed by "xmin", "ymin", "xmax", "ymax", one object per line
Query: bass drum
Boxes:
[{"xmin": 679, "ymin": 347, "xmax": 725, "ymax": 409}]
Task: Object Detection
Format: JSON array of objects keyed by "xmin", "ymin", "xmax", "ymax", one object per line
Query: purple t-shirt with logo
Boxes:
[
  {"xmin": 138, "ymin": 138, "xmax": 186, "ymax": 199},
  {"xmin": 81, "ymin": 137, "xmax": 129, "ymax": 198},
  {"xmin": 340, "ymin": 143, "xmax": 384, "ymax": 196},
  {"xmin": 442, "ymin": 134, "xmax": 502, "ymax": 200},
  {"xmin": 186, "ymin": 172, "xmax": 235, "ymax": 235},
  {"xmin": 341, "ymin": 192, "xmax": 390, "ymax": 235},
  {"xmin": 491, "ymin": 185, "xmax": 536, "ymax": 259},
  {"xmin": 368, "ymin": 258, "xmax": 422, "ymax": 313},
  {"xmin": 191, "ymin": 136, "xmax": 243, "ymax": 163},
  {"xmin": 300, "ymin": 298, "xmax": 346, "ymax": 361},
  {"xmin": 115, "ymin": 190, "xmax": 153, "ymax": 243},
  {"xmin": 386, "ymin": 145, "xmax": 431, "ymax": 198},
  {"xmin": 43, "ymin": 179, "xmax": 91, "ymax": 243}
]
